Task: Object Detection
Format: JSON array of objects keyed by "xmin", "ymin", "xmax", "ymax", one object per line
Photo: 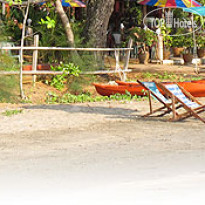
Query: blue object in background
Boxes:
[{"xmin": 184, "ymin": 7, "xmax": 205, "ymax": 16}]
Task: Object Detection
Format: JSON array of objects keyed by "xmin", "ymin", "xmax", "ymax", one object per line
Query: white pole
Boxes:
[
  {"xmin": 191, "ymin": 0, "xmax": 197, "ymax": 58},
  {"xmin": 2, "ymin": 3, "xmax": 5, "ymax": 15},
  {"xmin": 158, "ymin": 34, "xmax": 164, "ymax": 62},
  {"xmin": 32, "ymin": 34, "xmax": 39, "ymax": 87}
]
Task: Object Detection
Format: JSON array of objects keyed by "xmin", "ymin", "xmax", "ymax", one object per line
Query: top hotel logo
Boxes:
[{"xmin": 143, "ymin": 7, "xmax": 203, "ymax": 36}]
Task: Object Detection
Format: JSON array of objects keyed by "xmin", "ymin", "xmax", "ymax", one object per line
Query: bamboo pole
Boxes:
[
  {"xmin": 0, "ymin": 69, "xmax": 132, "ymax": 75},
  {"xmin": 1, "ymin": 47, "xmax": 133, "ymax": 51},
  {"xmin": 158, "ymin": 34, "xmax": 163, "ymax": 62},
  {"xmin": 19, "ymin": 1, "xmax": 30, "ymax": 99},
  {"xmin": 2, "ymin": 3, "xmax": 5, "ymax": 15},
  {"xmin": 191, "ymin": 0, "xmax": 197, "ymax": 58},
  {"xmin": 0, "ymin": 46, "xmax": 133, "ymax": 81},
  {"xmin": 123, "ymin": 38, "xmax": 133, "ymax": 81}
]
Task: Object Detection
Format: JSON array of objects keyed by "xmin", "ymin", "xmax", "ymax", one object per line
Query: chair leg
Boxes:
[
  {"xmin": 157, "ymin": 108, "xmax": 173, "ymax": 117},
  {"xmin": 171, "ymin": 95, "xmax": 177, "ymax": 121},
  {"xmin": 158, "ymin": 104, "xmax": 182, "ymax": 117},
  {"xmin": 143, "ymin": 105, "xmax": 166, "ymax": 117},
  {"xmin": 172, "ymin": 108, "xmax": 205, "ymax": 124},
  {"xmin": 148, "ymin": 91, "xmax": 152, "ymax": 114},
  {"xmin": 190, "ymin": 110, "xmax": 205, "ymax": 124}
]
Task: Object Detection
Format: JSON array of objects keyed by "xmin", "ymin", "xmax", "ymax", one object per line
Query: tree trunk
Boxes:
[
  {"xmin": 84, "ymin": 0, "xmax": 115, "ymax": 48},
  {"xmin": 55, "ymin": 0, "xmax": 75, "ymax": 46}
]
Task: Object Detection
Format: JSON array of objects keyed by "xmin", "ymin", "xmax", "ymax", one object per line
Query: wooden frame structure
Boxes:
[
  {"xmin": 137, "ymin": 80, "xmax": 181, "ymax": 117},
  {"xmin": 155, "ymin": 81, "xmax": 205, "ymax": 124},
  {"xmin": 0, "ymin": 39, "xmax": 133, "ymax": 82}
]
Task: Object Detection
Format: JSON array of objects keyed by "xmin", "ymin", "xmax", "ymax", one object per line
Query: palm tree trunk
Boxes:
[{"xmin": 55, "ymin": 0, "xmax": 75, "ymax": 47}]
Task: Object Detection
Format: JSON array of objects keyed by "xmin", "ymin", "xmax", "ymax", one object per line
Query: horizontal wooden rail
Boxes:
[
  {"xmin": 0, "ymin": 47, "xmax": 133, "ymax": 51},
  {"xmin": 0, "ymin": 69, "xmax": 132, "ymax": 76},
  {"xmin": 0, "ymin": 43, "xmax": 133, "ymax": 81}
]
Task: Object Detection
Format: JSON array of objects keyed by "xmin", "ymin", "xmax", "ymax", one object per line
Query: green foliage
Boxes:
[
  {"xmin": 49, "ymin": 63, "xmax": 81, "ymax": 90},
  {"xmin": 171, "ymin": 28, "xmax": 193, "ymax": 48},
  {"xmin": 7, "ymin": 0, "xmax": 22, "ymax": 6},
  {"xmin": 72, "ymin": 21, "xmax": 85, "ymax": 47},
  {"xmin": 132, "ymin": 27, "xmax": 157, "ymax": 47},
  {"xmin": 70, "ymin": 21, "xmax": 105, "ymax": 72},
  {"xmin": 130, "ymin": 27, "xmax": 157, "ymax": 52},
  {"xmin": 160, "ymin": 24, "xmax": 172, "ymax": 49},
  {"xmin": 0, "ymin": 29, "xmax": 19, "ymax": 103},
  {"xmin": 0, "ymin": 53, "xmax": 19, "ymax": 102},
  {"xmin": 0, "ymin": 75, "xmax": 19, "ymax": 102},
  {"xmin": 33, "ymin": 6, "xmax": 69, "ymax": 63},
  {"xmin": 124, "ymin": 3, "xmax": 143, "ymax": 26},
  {"xmin": 196, "ymin": 29, "xmax": 205, "ymax": 48},
  {"xmin": 171, "ymin": 34, "xmax": 185, "ymax": 48},
  {"xmin": 39, "ymin": 16, "xmax": 56, "ymax": 29},
  {"xmin": 46, "ymin": 92, "xmax": 143, "ymax": 104},
  {"xmin": 1, "ymin": 7, "xmax": 23, "ymax": 43},
  {"xmin": 170, "ymin": 8, "xmax": 199, "ymax": 49},
  {"xmin": 68, "ymin": 79, "xmax": 83, "ymax": 94},
  {"xmin": 172, "ymin": 32, "xmax": 193, "ymax": 51},
  {"xmin": 2, "ymin": 109, "xmax": 23, "ymax": 117},
  {"xmin": 142, "ymin": 72, "xmax": 180, "ymax": 81},
  {"xmin": 140, "ymin": 72, "xmax": 203, "ymax": 82}
]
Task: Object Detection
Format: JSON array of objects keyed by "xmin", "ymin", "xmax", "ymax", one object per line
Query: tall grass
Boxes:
[{"xmin": 0, "ymin": 31, "xmax": 19, "ymax": 103}]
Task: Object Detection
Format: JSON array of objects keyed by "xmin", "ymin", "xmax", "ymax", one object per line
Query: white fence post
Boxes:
[
  {"xmin": 123, "ymin": 38, "xmax": 133, "ymax": 81},
  {"xmin": 158, "ymin": 34, "xmax": 163, "ymax": 62},
  {"xmin": 2, "ymin": 3, "xmax": 5, "ymax": 15},
  {"xmin": 32, "ymin": 34, "xmax": 39, "ymax": 87}
]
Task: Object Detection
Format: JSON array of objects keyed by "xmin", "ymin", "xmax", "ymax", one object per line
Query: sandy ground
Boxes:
[{"xmin": 0, "ymin": 100, "xmax": 205, "ymax": 205}]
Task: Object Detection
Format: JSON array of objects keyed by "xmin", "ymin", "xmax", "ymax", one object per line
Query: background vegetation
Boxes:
[{"xmin": 0, "ymin": 30, "xmax": 19, "ymax": 102}]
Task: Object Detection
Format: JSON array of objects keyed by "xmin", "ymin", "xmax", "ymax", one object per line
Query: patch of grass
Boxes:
[
  {"xmin": 20, "ymin": 98, "xmax": 32, "ymax": 104},
  {"xmin": 0, "ymin": 28, "xmax": 20, "ymax": 103},
  {"xmin": 46, "ymin": 92, "xmax": 146, "ymax": 104},
  {"xmin": 0, "ymin": 53, "xmax": 20, "ymax": 103},
  {"xmin": 0, "ymin": 75, "xmax": 20, "ymax": 103},
  {"xmin": 141, "ymin": 72, "xmax": 179, "ymax": 81},
  {"xmin": 68, "ymin": 75, "xmax": 96, "ymax": 95},
  {"xmin": 134, "ymin": 72, "xmax": 204, "ymax": 82},
  {"xmin": 2, "ymin": 109, "xmax": 23, "ymax": 117}
]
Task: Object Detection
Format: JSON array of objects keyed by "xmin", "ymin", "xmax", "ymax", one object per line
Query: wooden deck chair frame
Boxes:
[
  {"xmin": 155, "ymin": 81, "xmax": 205, "ymax": 124},
  {"xmin": 137, "ymin": 80, "xmax": 181, "ymax": 117}
]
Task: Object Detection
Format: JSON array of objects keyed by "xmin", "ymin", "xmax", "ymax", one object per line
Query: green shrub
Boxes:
[
  {"xmin": 46, "ymin": 92, "xmax": 144, "ymax": 104},
  {"xmin": 0, "ymin": 31, "xmax": 19, "ymax": 103},
  {"xmin": 49, "ymin": 63, "xmax": 81, "ymax": 90}
]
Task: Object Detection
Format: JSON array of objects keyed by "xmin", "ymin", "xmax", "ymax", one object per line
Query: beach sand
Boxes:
[{"xmin": 0, "ymin": 100, "xmax": 205, "ymax": 204}]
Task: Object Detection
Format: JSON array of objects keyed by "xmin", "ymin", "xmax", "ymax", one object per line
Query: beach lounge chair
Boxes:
[
  {"xmin": 137, "ymin": 80, "xmax": 180, "ymax": 117},
  {"xmin": 155, "ymin": 82, "xmax": 205, "ymax": 123}
]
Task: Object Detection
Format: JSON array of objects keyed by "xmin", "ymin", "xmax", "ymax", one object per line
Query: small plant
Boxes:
[
  {"xmin": 141, "ymin": 72, "xmax": 187, "ymax": 82},
  {"xmin": 2, "ymin": 109, "xmax": 23, "ymax": 117},
  {"xmin": 39, "ymin": 16, "xmax": 56, "ymax": 29},
  {"xmin": 172, "ymin": 30, "xmax": 193, "ymax": 54},
  {"xmin": 171, "ymin": 28, "xmax": 186, "ymax": 48},
  {"xmin": 50, "ymin": 63, "xmax": 81, "ymax": 90},
  {"xmin": 0, "ymin": 31, "xmax": 19, "ymax": 103},
  {"xmin": 196, "ymin": 29, "xmax": 205, "ymax": 48},
  {"xmin": 130, "ymin": 27, "xmax": 157, "ymax": 54},
  {"xmin": 161, "ymin": 24, "xmax": 172, "ymax": 52},
  {"xmin": 46, "ymin": 92, "xmax": 144, "ymax": 104}
]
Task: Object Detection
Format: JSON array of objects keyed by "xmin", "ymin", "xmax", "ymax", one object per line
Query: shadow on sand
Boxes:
[
  {"xmin": 23, "ymin": 104, "xmax": 197, "ymax": 125},
  {"xmin": 23, "ymin": 104, "xmax": 138, "ymax": 118}
]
